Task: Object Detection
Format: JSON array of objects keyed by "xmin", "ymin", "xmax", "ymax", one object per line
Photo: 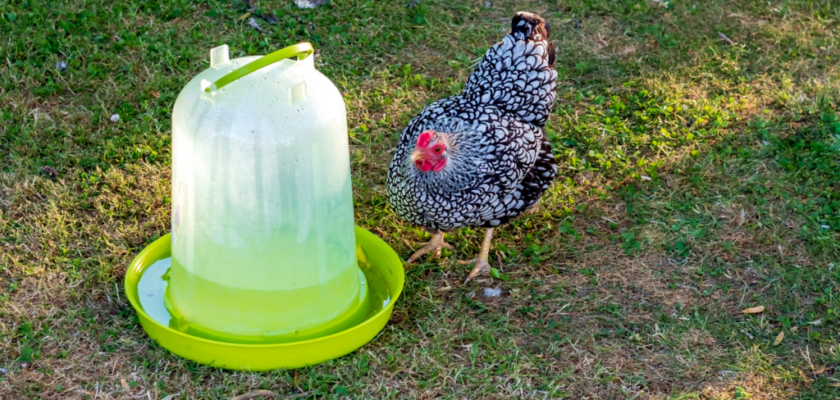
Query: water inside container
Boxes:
[{"xmin": 137, "ymin": 253, "xmax": 391, "ymax": 344}]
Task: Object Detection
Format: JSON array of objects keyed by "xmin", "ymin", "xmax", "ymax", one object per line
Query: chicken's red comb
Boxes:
[{"xmin": 416, "ymin": 131, "xmax": 434, "ymax": 148}]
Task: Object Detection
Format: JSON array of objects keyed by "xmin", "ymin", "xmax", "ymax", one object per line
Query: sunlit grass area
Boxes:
[{"xmin": 1, "ymin": 0, "xmax": 839, "ymax": 398}]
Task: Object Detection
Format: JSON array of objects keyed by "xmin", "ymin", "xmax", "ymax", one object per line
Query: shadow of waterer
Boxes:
[{"xmin": 124, "ymin": 43, "xmax": 404, "ymax": 371}]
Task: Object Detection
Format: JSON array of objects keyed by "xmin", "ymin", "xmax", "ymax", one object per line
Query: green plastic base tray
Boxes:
[{"xmin": 124, "ymin": 227, "xmax": 404, "ymax": 371}]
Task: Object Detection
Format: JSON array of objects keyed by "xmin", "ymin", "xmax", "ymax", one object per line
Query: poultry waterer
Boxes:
[{"xmin": 124, "ymin": 43, "xmax": 403, "ymax": 371}]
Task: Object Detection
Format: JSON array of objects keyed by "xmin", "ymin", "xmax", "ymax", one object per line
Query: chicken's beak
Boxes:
[{"xmin": 410, "ymin": 149, "xmax": 424, "ymax": 164}]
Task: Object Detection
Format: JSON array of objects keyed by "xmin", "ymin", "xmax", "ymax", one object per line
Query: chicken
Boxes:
[{"xmin": 386, "ymin": 12, "xmax": 558, "ymax": 283}]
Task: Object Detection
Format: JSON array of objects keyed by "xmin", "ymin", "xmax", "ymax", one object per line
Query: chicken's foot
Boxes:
[
  {"xmin": 406, "ymin": 231, "xmax": 453, "ymax": 265},
  {"xmin": 461, "ymin": 228, "xmax": 494, "ymax": 284}
]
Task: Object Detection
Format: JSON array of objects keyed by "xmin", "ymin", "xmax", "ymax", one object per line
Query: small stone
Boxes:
[
  {"xmin": 110, "ymin": 114, "xmax": 120, "ymax": 123},
  {"xmin": 41, "ymin": 166, "xmax": 58, "ymax": 178},
  {"xmin": 56, "ymin": 60, "xmax": 68, "ymax": 71},
  {"xmin": 246, "ymin": 17, "xmax": 263, "ymax": 32},
  {"xmin": 295, "ymin": 0, "xmax": 327, "ymax": 8},
  {"xmin": 483, "ymin": 287, "xmax": 502, "ymax": 298},
  {"xmin": 485, "ymin": 1, "xmax": 492, "ymax": 7},
  {"xmin": 821, "ymin": 225, "xmax": 830, "ymax": 229},
  {"xmin": 0, "ymin": 368, "xmax": 7, "ymax": 375},
  {"xmin": 574, "ymin": 171, "xmax": 595, "ymax": 185}
]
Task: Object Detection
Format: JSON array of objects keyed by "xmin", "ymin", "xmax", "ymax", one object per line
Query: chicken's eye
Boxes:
[{"xmin": 433, "ymin": 145, "xmax": 443, "ymax": 154}]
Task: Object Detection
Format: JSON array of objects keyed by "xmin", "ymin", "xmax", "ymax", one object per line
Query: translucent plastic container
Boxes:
[{"xmin": 168, "ymin": 43, "xmax": 363, "ymax": 343}]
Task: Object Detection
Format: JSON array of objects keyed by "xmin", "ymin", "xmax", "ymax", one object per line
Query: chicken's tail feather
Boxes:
[
  {"xmin": 461, "ymin": 12, "xmax": 558, "ymax": 126},
  {"xmin": 511, "ymin": 12, "xmax": 555, "ymax": 67}
]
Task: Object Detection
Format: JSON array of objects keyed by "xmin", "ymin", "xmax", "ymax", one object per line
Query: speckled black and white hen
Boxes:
[{"xmin": 386, "ymin": 12, "xmax": 558, "ymax": 283}]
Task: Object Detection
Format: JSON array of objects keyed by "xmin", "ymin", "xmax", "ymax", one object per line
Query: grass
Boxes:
[{"xmin": 1, "ymin": 0, "xmax": 839, "ymax": 398}]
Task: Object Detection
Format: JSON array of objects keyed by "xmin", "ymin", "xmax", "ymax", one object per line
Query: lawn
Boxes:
[{"xmin": 1, "ymin": 0, "xmax": 839, "ymax": 398}]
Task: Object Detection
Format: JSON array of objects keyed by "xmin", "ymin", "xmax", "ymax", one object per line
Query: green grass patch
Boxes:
[{"xmin": 2, "ymin": 0, "xmax": 840, "ymax": 398}]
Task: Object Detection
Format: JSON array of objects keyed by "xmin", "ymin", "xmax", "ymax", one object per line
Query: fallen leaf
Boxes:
[
  {"xmin": 808, "ymin": 319, "xmax": 822, "ymax": 325},
  {"xmin": 237, "ymin": 12, "xmax": 251, "ymax": 21},
  {"xmin": 740, "ymin": 305, "xmax": 764, "ymax": 314},
  {"xmin": 830, "ymin": 382, "xmax": 840, "ymax": 387},
  {"xmin": 791, "ymin": 326, "xmax": 798, "ymax": 332},
  {"xmin": 773, "ymin": 331, "xmax": 784, "ymax": 345},
  {"xmin": 356, "ymin": 245, "xmax": 371, "ymax": 269},
  {"xmin": 150, "ymin": 91, "xmax": 161, "ymax": 98},
  {"xmin": 489, "ymin": 267, "xmax": 509, "ymax": 281},
  {"xmin": 814, "ymin": 365, "xmax": 826, "ymax": 375},
  {"xmin": 120, "ymin": 379, "xmax": 130, "ymax": 390},
  {"xmin": 162, "ymin": 394, "xmax": 179, "ymax": 400},
  {"xmin": 798, "ymin": 370, "xmax": 813, "ymax": 383}
]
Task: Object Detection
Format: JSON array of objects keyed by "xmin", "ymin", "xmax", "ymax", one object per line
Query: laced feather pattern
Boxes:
[{"xmin": 387, "ymin": 12, "xmax": 558, "ymax": 231}]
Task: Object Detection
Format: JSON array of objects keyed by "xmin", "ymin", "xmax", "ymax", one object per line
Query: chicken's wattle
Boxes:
[{"xmin": 412, "ymin": 131, "xmax": 448, "ymax": 172}]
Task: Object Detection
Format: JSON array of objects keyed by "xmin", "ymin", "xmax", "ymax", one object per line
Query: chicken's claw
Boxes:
[
  {"xmin": 462, "ymin": 228, "xmax": 495, "ymax": 284},
  {"xmin": 463, "ymin": 259, "xmax": 490, "ymax": 284},
  {"xmin": 405, "ymin": 232, "xmax": 452, "ymax": 266}
]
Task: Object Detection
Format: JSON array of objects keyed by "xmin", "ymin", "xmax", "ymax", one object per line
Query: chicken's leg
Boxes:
[
  {"xmin": 406, "ymin": 230, "xmax": 453, "ymax": 264},
  {"xmin": 462, "ymin": 228, "xmax": 494, "ymax": 284}
]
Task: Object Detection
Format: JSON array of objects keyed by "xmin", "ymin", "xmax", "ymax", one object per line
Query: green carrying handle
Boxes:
[{"xmin": 204, "ymin": 42, "xmax": 314, "ymax": 93}]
